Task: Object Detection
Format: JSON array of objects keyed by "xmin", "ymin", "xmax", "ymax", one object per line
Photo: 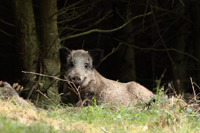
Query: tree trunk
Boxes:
[
  {"xmin": 171, "ymin": 1, "xmax": 187, "ymax": 93},
  {"xmin": 117, "ymin": 28, "xmax": 136, "ymax": 82},
  {"xmin": 13, "ymin": 0, "xmax": 39, "ymax": 86},
  {"xmin": 13, "ymin": 0, "xmax": 61, "ymax": 106},
  {"xmin": 114, "ymin": 1, "xmax": 136, "ymax": 82},
  {"xmin": 37, "ymin": 0, "xmax": 61, "ymax": 106},
  {"xmin": 191, "ymin": 1, "xmax": 200, "ymax": 86}
]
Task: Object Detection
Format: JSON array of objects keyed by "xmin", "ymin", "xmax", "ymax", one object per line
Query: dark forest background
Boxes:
[{"xmin": 0, "ymin": 0, "xmax": 200, "ymax": 103}]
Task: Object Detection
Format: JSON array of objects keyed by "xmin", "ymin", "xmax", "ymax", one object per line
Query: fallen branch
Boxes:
[
  {"xmin": 22, "ymin": 71, "xmax": 83, "ymax": 105},
  {"xmin": 22, "ymin": 71, "xmax": 71, "ymax": 83},
  {"xmin": 190, "ymin": 77, "xmax": 197, "ymax": 103}
]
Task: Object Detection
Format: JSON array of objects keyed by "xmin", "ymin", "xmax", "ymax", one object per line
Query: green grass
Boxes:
[
  {"xmin": 0, "ymin": 97, "xmax": 200, "ymax": 133},
  {"xmin": 0, "ymin": 119, "xmax": 57, "ymax": 133}
]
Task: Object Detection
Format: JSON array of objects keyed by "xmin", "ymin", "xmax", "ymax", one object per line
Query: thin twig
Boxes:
[
  {"xmin": 190, "ymin": 77, "xmax": 197, "ymax": 103},
  {"xmin": 193, "ymin": 82, "xmax": 200, "ymax": 90},
  {"xmin": 187, "ymin": 104, "xmax": 199, "ymax": 107},
  {"xmin": 0, "ymin": 19, "xmax": 14, "ymax": 26},
  {"xmin": 27, "ymin": 83, "xmax": 39, "ymax": 99},
  {"xmin": 157, "ymin": 69, "xmax": 166, "ymax": 89},
  {"xmin": 36, "ymin": 90, "xmax": 56, "ymax": 106},
  {"xmin": 179, "ymin": 0, "xmax": 185, "ymax": 7},
  {"xmin": 116, "ymin": 7, "xmax": 126, "ymax": 22},
  {"xmin": 171, "ymin": 96, "xmax": 174, "ymax": 105},
  {"xmin": 185, "ymin": 114, "xmax": 200, "ymax": 117},
  {"xmin": 22, "ymin": 71, "xmax": 79, "ymax": 95},
  {"xmin": 76, "ymin": 86, "xmax": 83, "ymax": 106},
  {"xmin": 168, "ymin": 82, "xmax": 178, "ymax": 97},
  {"xmin": 195, "ymin": 107, "xmax": 200, "ymax": 114},
  {"xmin": 63, "ymin": 75, "xmax": 79, "ymax": 95},
  {"xmin": 149, "ymin": 3, "xmax": 174, "ymax": 66},
  {"xmin": 114, "ymin": 38, "xmax": 200, "ymax": 63},
  {"xmin": 22, "ymin": 71, "xmax": 83, "ymax": 104},
  {"xmin": 22, "ymin": 71, "xmax": 71, "ymax": 83},
  {"xmin": 143, "ymin": 0, "xmax": 149, "ymax": 28},
  {"xmin": 0, "ymin": 29, "xmax": 14, "ymax": 37},
  {"xmin": 36, "ymin": 94, "xmax": 39, "ymax": 106},
  {"xmin": 101, "ymin": 127, "xmax": 108, "ymax": 133},
  {"xmin": 101, "ymin": 43, "xmax": 122, "ymax": 62},
  {"xmin": 150, "ymin": 6, "xmax": 192, "ymax": 23}
]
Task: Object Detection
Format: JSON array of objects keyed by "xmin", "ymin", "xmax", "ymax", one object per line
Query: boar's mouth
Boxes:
[
  {"xmin": 68, "ymin": 77, "xmax": 87, "ymax": 90},
  {"xmin": 68, "ymin": 77, "xmax": 95, "ymax": 92}
]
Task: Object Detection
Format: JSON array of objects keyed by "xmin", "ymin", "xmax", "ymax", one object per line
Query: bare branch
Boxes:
[
  {"xmin": 0, "ymin": 19, "xmax": 14, "ymax": 26},
  {"xmin": 101, "ymin": 43, "xmax": 122, "ymax": 62},
  {"xmin": 59, "ymin": 10, "xmax": 113, "ymax": 32},
  {"xmin": 0, "ymin": 29, "xmax": 14, "ymax": 37},
  {"xmin": 114, "ymin": 38, "xmax": 200, "ymax": 63},
  {"xmin": 22, "ymin": 71, "xmax": 68, "ymax": 82},
  {"xmin": 60, "ymin": 12, "xmax": 152, "ymax": 41}
]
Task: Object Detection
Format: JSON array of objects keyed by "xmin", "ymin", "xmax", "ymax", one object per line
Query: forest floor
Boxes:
[{"xmin": 0, "ymin": 94, "xmax": 200, "ymax": 133}]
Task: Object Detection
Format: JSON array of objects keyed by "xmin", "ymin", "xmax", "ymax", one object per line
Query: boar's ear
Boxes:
[
  {"xmin": 59, "ymin": 46, "xmax": 71, "ymax": 65},
  {"xmin": 89, "ymin": 49, "xmax": 103, "ymax": 68}
]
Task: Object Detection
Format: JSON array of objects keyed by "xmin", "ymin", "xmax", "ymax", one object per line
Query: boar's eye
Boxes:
[
  {"xmin": 69, "ymin": 61, "xmax": 74, "ymax": 67},
  {"xmin": 84, "ymin": 63, "xmax": 89, "ymax": 69}
]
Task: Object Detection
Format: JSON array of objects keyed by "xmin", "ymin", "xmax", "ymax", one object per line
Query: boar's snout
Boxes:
[{"xmin": 69, "ymin": 75, "xmax": 82, "ymax": 86}]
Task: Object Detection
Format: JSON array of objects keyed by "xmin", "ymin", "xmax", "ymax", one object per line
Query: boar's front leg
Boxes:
[
  {"xmin": 76, "ymin": 89, "xmax": 95, "ymax": 107},
  {"xmin": 62, "ymin": 85, "xmax": 79, "ymax": 105}
]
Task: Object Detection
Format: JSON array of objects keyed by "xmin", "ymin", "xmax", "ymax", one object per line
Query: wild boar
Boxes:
[{"xmin": 59, "ymin": 46, "xmax": 155, "ymax": 107}]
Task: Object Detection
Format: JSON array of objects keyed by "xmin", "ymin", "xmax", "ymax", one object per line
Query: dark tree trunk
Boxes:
[
  {"xmin": 37, "ymin": 0, "xmax": 61, "ymax": 105},
  {"xmin": 191, "ymin": 1, "xmax": 200, "ymax": 86},
  {"xmin": 171, "ymin": 0, "xmax": 188, "ymax": 93},
  {"xmin": 13, "ymin": 0, "xmax": 61, "ymax": 106},
  {"xmin": 114, "ymin": 1, "xmax": 136, "ymax": 82},
  {"xmin": 13, "ymin": 0, "xmax": 39, "ymax": 85}
]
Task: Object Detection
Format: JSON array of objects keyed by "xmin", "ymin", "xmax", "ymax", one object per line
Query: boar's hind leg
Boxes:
[{"xmin": 127, "ymin": 82, "xmax": 155, "ymax": 103}]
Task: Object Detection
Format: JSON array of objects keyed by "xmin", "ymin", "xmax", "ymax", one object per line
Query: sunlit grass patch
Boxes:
[{"xmin": 0, "ymin": 95, "xmax": 200, "ymax": 133}]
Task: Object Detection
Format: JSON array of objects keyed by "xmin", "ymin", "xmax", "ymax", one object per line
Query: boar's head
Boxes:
[{"xmin": 59, "ymin": 46, "xmax": 103, "ymax": 89}]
